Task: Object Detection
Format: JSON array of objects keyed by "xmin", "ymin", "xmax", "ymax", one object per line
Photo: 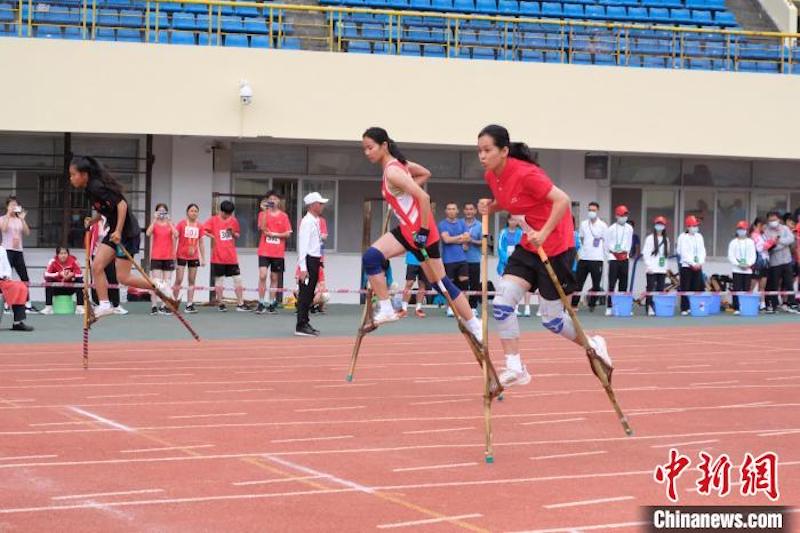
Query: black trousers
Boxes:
[
  {"xmin": 467, "ymin": 262, "xmax": 481, "ymax": 309},
  {"xmin": 46, "ymin": 277, "xmax": 85, "ymax": 306},
  {"xmin": 645, "ymin": 273, "xmax": 666, "ymax": 310},
  {"xmin": 91, "ymin": 259, "xmax": 120, "ymax": 307},
  {"xmin": 5, "ymin": 250, "xmax": 29, "ymax": 282},
  {"xmin": 296, "ymin": 256, "xmax": 321, "ymax": 328},
  {"xmin": 766, "ymin": 263, "xmax": 797, "ymax": 309},
  {"xmin": 607, "ymin": 259, "xmax": 629, "ymax": 308},
  {"xmin": 732, "ymin": 272, "xmax": 751, "ymax": 311},
  {"xmin": 679, "ymin": 266, "xmax": 705, "ymax": 311},
  {"xmin": 572, "ymin": 260, "xmax": 603, "ymax": 308}
]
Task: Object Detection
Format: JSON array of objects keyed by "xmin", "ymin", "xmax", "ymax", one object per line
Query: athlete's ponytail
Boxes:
[
  {"xmin": 478, "ymin": 124, "xmax": 537, "ymax": 165},
  {"xmin": 71, "ymin": 155, "xmax": 124, "ymax": 195},
  {"xmin": 363, "ymin": 127, "xmax": 407, "ymax": 165}
]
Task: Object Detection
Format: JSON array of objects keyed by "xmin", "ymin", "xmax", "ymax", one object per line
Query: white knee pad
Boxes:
[
  {"xmin": 539, "ymin": 298, "xmax": 576, "ymax": 340},
  {"xmin": 492, "ymin": 278, "xmax": 527, "ymax": 340}
]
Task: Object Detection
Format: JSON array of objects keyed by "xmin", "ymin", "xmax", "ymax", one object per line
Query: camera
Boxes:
[
  {"xmin": 239, "ymin": 80, "xmax": 253, "ymax": 105},
  {"xmin": 266, "ymin": 201, "xmax": 276, "ymax": 208},
  {"xmin": 156, "ymin": 210, "xmax": 168, "ymax": 220},
  {"xmin": 13, "ymin": 206, "xmax": 23, "ymax": 214}
]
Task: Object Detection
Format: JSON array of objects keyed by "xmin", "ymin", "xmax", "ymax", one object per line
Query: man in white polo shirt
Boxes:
[
  {"xmin": 571, "ymin": 201, "xmax": 607, "ymax": 312},
  {"xmin": 295, "ymin": 192, "xmax": 328, "ymax": 337}
]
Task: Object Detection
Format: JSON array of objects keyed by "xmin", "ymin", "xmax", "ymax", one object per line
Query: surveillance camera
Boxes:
[{"xmin": 239, "ymin": 80, "xmax": 253, "ymax": 106}]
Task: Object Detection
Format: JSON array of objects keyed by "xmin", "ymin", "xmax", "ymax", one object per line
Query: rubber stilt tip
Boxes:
[
  {"xmin": 625, "ymin": 428, "xmax": 634, "ymax": 437},
  {"xmin": 345, "ymin": 375, "xmax": 353, "ymax": 382},
  {"xmin": 497, "ymin": 394, "xmax": 504, "ymax": 402},
  {"xmin": 485, "ymin": 455, "xmax": 494, "ymax": 464}
]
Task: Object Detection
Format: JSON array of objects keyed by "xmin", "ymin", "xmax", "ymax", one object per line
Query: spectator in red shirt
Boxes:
[
  {"xmin": 173, "ymin": 203, "xmax": 205, "ymax": 314},
  {"xmin": 146, "ymin": 203, "xmax": 178, "ymax": 315},
  {"xmin": 477, "ymin": 125, "xmax": 612, "ymax": 388},
  {"xmin": 256, "ymin": 191, "xmax": 292, "ymax": 314},
  {"xmin": 203, "ymin": 200, "xmax": 245, "ymax": 312},
  {"xmin": 41, "ymin": 246, "xmax": 85, "ymax": 315}
]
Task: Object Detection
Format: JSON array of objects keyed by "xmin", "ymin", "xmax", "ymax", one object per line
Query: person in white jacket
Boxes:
[
  {"xmin": 728, "ymin": 219, "xmax": 756, "ymax": 315},
  {"xmin": 604, "ymin": 205, "xmax": 634, "ymax": 316},
  {"xmin": 676, "ymin": 215, "xmax": 707, "ymax": 315},
  {"xmin": 571, "ymin": 201, "xmax": 608, "ymax": 312},
  {"xmin": 642, "ymin": 215, "xmax": 670, "ymax": 316}
]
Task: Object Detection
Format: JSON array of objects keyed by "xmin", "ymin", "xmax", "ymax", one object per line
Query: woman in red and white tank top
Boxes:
[
  {"xmin": 361, "ymin": 127, "xmax": 482, "ymax": 340},
  {"xmin": 145, "ymin": 203, "xmax": 178, "ymax": 315},
  {"xmin": 173, "ymin": 203, "xmax": 205, "ymax": 313}
]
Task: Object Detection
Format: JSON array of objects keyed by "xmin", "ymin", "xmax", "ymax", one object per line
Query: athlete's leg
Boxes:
[
  {"xmin": 258, "ymin": 266, "xmax": 268, "ymax": 303},
  {"xmin": 173, "ymin": 265, "xmax": 185, "ymax": 300},
  {"xmin": 186, "ymin": 266, "xmax": 197, "ymax": 304}
]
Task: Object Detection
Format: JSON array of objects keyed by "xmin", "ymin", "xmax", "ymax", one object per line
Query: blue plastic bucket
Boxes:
[
  {"xmin": 653, "ymin": 294, "xmax": 677, "ymax": 317},
  {"xmin": 688, "ymin": 294, "xmax": 711, "ymax": 317},
  {"xmin": 738, "ymin": 294, "xmax": 760, "ymax": 316},
  {"xmin": 612, "ymin": 294, "xmax": 633, "ymax": 317},
  {"xmin": 709, "ymin": 294, "xmax": 721, "ymax": 315}
]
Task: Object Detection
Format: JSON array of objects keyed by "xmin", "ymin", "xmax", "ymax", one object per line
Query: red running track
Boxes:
[{"xmin": 0, "ymin": 324, "xmax": 798, "ymax": 532}]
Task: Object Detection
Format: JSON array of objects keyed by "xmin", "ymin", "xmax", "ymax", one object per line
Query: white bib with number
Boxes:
[
  {"xmin": 184, "ymin": 226, "xmax": 199, "ymax": 239},
  {"xmin": 265, "ymin": 235, "xmax": 281, "ymax": 245},
  {"xmin": 219, "ymin": 229, "xmax": 233, "ymax": 241}
]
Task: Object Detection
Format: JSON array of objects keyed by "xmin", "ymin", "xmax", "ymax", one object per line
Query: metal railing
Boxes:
[{"xmin": 3, "ymin": 0, "xmax": 799, "ymax": 72}]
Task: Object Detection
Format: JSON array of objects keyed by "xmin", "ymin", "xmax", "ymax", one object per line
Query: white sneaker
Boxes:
[
  {"xmin": 499, "ymin": 366, "xmax": 532, "ymax": 387},
  {"xmin": 446, "ymin": 307, "xmax": 454, "ymax": 317},
  {"xmin": 535, "ymin": 308, "xmax": 541, "ymax": 317},
  {"xmin": 372, "ymin": 308, "xmax": 400, "ymax": 326},
  {"xmin": 75, "ymin": 306, "xmax": 84, "ymax": 315},
  {"xmin": 605, "ymin": 308, "xmax": 613, "ymax": 317},
  {"xmin": 647, "ymin": 308, "xmax": 656, "ymax": 317},
  {"xmin": 94, "ymin": 302, "xmax": 114, "ymax": 318},
  {"xmin": 524, "ymin": 305, "xmax": 531, "ymax": 317},
  {"xmin": 40, "ymin": 306, "xmax": 54, "ymax": 315},
  {"xmin": 113, "ymin": 306, "xmax": 129, "ymax": 315},
  {"xmin": 733, "ymin": 310, "xmax": 740, "ymax": 316},
  {"xmin": 588, "ymin": 335, "xmax": 613, "ymax": 370},
  {"xmin": 681, "ymin": 310, "xmax": 690, "ymax": 316}
]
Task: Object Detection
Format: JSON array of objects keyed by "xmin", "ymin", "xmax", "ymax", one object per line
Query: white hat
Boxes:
[{"xmin": 303, "ymin": 192, "xmax": 329, "ymax": 206}]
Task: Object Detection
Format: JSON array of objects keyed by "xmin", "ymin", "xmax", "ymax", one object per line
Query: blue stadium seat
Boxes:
[
  {"xmin": 0, "ymin": 4, "xmax": 12, "ymax": 22},
  {"xmin": 431, "ymin": 0, "xmax": 453, "ymax": 8},
  {"xmin": 243, "ymin": 17, "xmax": 268, "ymax": 34},
  {"xmin": 737, "ymin": 60, "xmax": 759, "ymax": 72},
  {"xmin": 453, "ymin": 0, "xmax": 475, "ymax": 12},
  {"xmin": 627, "ymin": 6, "xmax": 647, "ymax": 21},
  {"xmin": 37, "ymin": 25, "xmax": 62, "ymax": 38},
  {"xmin": 281, "ymin": 36, "xmax": 301, "ymax": 49},
  {"xmin": 595, "ymin": 53, "xmax": 616, "ymax": 65},
  {"xmin": 670, "ymin": 8, "xmax": 692, "ymax": 24},
  {"xmin": 572, "ymin": 51, "xmax": 592, "ymax": 63},
  {"xmin": 348, "ymin": 40, "xmax": 371, "ymax": 53},
  {"xmin": 521, "ymin": 32, "xmax": 546, "ymax": 48},
  {"xmin": 411, "ymin": 0, "xmax": 432, "ymax": 9},
  {"xmin": 424, "ymin": 44, "xmax": 446, "ymax": 56},
  {"xmin": 117, "ymin": 28, "xmax": 141, "ymax": 41},
  {"xmin": 585, "ymin": 4, "xmax": 604, "ymax": 18},
  {"xmin": 96, "ymin": 8, "xmax": 119, "ymax": 26},
  {"xmin": 148, "ymin": 30, "xmax": 169, "ymax": 43},
  {"xmin": 147, "ymin": 12, "xmax": 170, "ymax": 29},
  {"xmin": 172, "ymin": 13, "xmax": 197, "ymax": 31},
  {"xmin": 63, "ymin": 26, "xmax": 83, "ymax": 39},
  {"xmin": 541, "ymin": 2, "xmax": 562, "ymax": 16},
  {"xmin": 475, "ymin": 0, "xmax": 497, "ymax": 13},
  {"xmin": 225, "ymin": 33, "xmax": 249, "ymax": 47},
  {"xmin": 158, "ymin": 2, "xmax": 183, "ymax": 12},
  {"xmin": 519, "ymin": 1, "xmax": 540, "ymax": 15},
  {"xmin": 648, "ymin": 7, "xmax": 670, "ymax": 22},
  {"xmin": 95, "ymin": 27, "xmax": 115, "ymax": 40},
  {"xmin": 221, "ymin": 16, "xmax": 245, "ymax": 33},
  {"xmin": 521, "ymin": 49, "xmax": 544, "ymax": 61},
  {"xmin": 184, "ymin": 2, "xmax": 208, "ymax": 14},
  {"xmin": 459, "ymin": 30, "xmax": 479, "ymax": 46},
  {"xmin": 705, "ymin": 0, "xmax": 725, "ymax": 9},
  {"xmin": 498, "ymin": 0, "xmax": 519, "ymax": 13},
  {"xmin": 171, "ymin": 30, "xmax": 196, "ymax": 45},
  {"xmin": 197, "ymin": 32, "xmax": 220, "ymax": 45},
  {"xmin": 685, "ymin": 0, "xmax": 707, "ymax": 9},
  {"xmin": 545, "ymin": 50, "xmax": 563, "ymax": 62},
  {"xmin": 643, "ymin": 55, "xmax": 666, "ymax": 68},
  {"xmin": 251, "ymin": 35, "xmax": 272, "ymax": 47},
  {"xmin": 196, "ymin": 15, "xmax": 211, "ymax": 30},
  {"xmin": 362, "ymin": 23, "xmax": 386, "ymax": 39},
  {"xmin": 563, "ymin": 3, "xmax": 583, "ymax": 18},
  {"xmin": 235, "ymin": 5, "xmax": 260, "ymax": 17},
  {"xmin": 373, "ymin": 42, "xmax": 396, "ymax": 53},
  {"xmin": 714, "ymin": 11, "xmax": 736, "ymax": 25},
  {"xmin": 479, "ymin": 29, "xmax": 502, "ymax": 46},
  {"xmin": 605, "ymin": 6, "xmax": 627, "ymax": 19},
  {"xmin": 689, "ymin": 58, "xmax": 711, "ymax": 69},
  {"xmin": 41, "ymin": 7, "xmax": 81, "ymax": 25},
  {"xmin": 401, "ymin": 42, "xmax": 422, "ymax": 55},
  {"xmin": 472, "ymin": 46, "xmax": 495, "ymax": 59},
  {"xmin": 104, "ymin": 0, "xmax": 129, "ymax": 9},
  {"xmin": 118, "ymin": 9, "xmax": 143, "ymax": 27}
]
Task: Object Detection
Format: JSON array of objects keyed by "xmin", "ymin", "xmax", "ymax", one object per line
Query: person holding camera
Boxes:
[
  {"xmin": 256, "ymin": 191, "xmax": 292, "ymax": 314},
  {"xmin": 146, "ymin": 203, "xmax": 178, "ymax": 315},
  {"xmin": 0, "ymin": 196, "xmax": 37, "ymax": 314}
]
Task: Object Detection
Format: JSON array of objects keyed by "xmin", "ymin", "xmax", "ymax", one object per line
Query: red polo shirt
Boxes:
[{"xmin": 484, "ymin": 157, "xmax": 573, "ymax": 257}]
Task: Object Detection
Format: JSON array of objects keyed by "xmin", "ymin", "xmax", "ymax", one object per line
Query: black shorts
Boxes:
[
  {"xmin": 150, "ymin": 259, "xmax": 175, "ymax": 271},
  {"xmin": 258, "ymin": 256, "xmax": 285, "ymax": 272},
  {"xmin": 504, "ymin": 246, "xmax": 578, "ymax": 301},
  {"xmin": 211, "ymin": 263, "xmax": 241, "ymax": 278},
  {"xmin": 390, "ymin": 226, "xmax": 441, "ymax": 262},
  {"xmin": 177, "ymin": 258, "xmax": 200, "ymax": 268},
  {"xmin": 405, "ymin": 264, "xmax": 428, "ymax": 283},
  {"xmin": 102, "ymin": 233, "xmax": 141, "ymax": 259},
  {"xmin": 445, "ymin": 261, "xmax": 469, "ymax": 281}
]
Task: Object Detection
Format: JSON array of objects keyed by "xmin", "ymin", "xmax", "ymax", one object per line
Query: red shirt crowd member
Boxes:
[
  {"xmin": 203, "ymin": 200, "xmax": 245, "ymax": 312},
  {"xmin": 146, "ymin": 203, "xmax": 178, "ymax": 315},
  {"xmin": 173, "ymin": 203, "xmax": 205, "ymax": 314},
  {"xmin": 360, "ymin": 127, "xmax": 482, "ymax": 340},
  {"xmin": 0, "ymin": 245, "xmax": 32, "ymax": 330},
  {"xmin": 42, "ymin": 246, "xmax": 85, "ymax": 314},
  {"xmin": 477, "ymin": 124, "xmax": 611, "ymax": 388},
  {"xmin": 256, "ymin": 191, "xmax": 292, "ymax": 314}
]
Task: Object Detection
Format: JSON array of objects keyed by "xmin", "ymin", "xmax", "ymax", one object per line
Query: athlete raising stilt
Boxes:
[{"xmin": 361, "ymin": 127, "xmax": 483, "ymax": 342}]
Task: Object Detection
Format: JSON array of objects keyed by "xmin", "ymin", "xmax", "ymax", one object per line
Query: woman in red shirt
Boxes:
[
  {"xmin": 361, "ymin": 127, "xmax": 482, "ymax": 341},
  {"xmin": 146, "ymin": 203, "xmax": 178, "ymax": 315},
  {"xmin": 41, "ymin": 246, "xmax": 84, "ymax": 315},
  {"xmin": 476, "ymin": 125, "xmax": 612, "ymax": 387},
  {"xmin": 173, "ymin": 203, "xmax": 205, "ymax": 314}
]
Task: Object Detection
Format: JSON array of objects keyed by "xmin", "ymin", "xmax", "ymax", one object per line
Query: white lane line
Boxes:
[
  {"xmin": 757, "ymin": 429, "xmax": 800, "ymax": 437},
  {"xmin": 294, "ymin": 406, "xmax": 366, "ymax": 413},
  {"xmin": 69, "ymin": 406, "xmax": 134, "ymax": 433},
  {"xmin": 409, "ymin": 399, "xmax": 472, "ymax": 406},
  {"xmin": 377, "ymin": 514, "xmax": 483, "ymax": 529},
  {"xmin": 52, "ymin": 489, "xmax": 164, "ymax": 501},
  {"xmin": 262, "ymin": 454, "xmax": 374, "ymax": 494},
  {"xmin": 120, "ymin": 445, "xmax": 215, "ymax": 454},
  {"xmin": 530, "ymin": 451, "xmax": 607, "ymax": 461},
  {"xmin": 766, "ymin": 376, "xmax": 800, "ymax": 381},
  {"xmin": 543, "ymin": 496, "xmax": 635, "ymax": 509},
  {"xmin": 402, "ymin": 427, "xmax": 474, "ymax": 435},
  {"xmin": 232, "ymin": 476, "xmax": 324, "ymax": 486},
  {"xmin": 520, "ymin": 417, "xmax": 585, "ymax": 426},
  {"xmin": 0, "ymin": 455, "xmax": 58, "ymax": 461},
  {"xmin": 413, "ymin": 377, "xmax": 476, "ymax": 384},
  {"xmin": 651, "ymin": 439, "xmax": 718, "ymax": 449},
  {"xmin": 16, "ymin": 377, "xmax": 84, "ymax": 383},
  {"xmin": 29, "ymin": 421, "xmax": 91, "ymax": 427},
  {"xmin": 393, "ymin": 462, "xmax": 477, "ymax": 473},
  {"xmin": 5, "ymin": 398, "xmax": 35, "ymax": 403},
  {"xmin": 168, "ymin": 413, "xmax": 246, "ymax": 420},
  {"xmin": 204, "ymin": 389, "xmax": 273, "ymax": 394},
  {"xmin": 509, "ymin": 520, "xmax": 648, "ymax": 533},
  {"xmin": 668, "ymin": 364, "xmax": 712, "ymax": 369},
  {"xmin": 690, "ymin": 380, "xmax": 739, "ymax": 387},
  {"xmin": 271, "ymin": 435, "xmax": 354, "ymax": 444},
  {"xmin": 130, "ymin": 373, "xmax": 194, "ymax": 378},
  {"xmin": 87, "ymin": 393, "xmax": 160, "ymax": 399}
]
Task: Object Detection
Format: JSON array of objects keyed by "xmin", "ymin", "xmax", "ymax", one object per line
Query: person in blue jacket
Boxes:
[{"xmin": 497, "ymin": 216, "xmax": 531, "ymax": 316}]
